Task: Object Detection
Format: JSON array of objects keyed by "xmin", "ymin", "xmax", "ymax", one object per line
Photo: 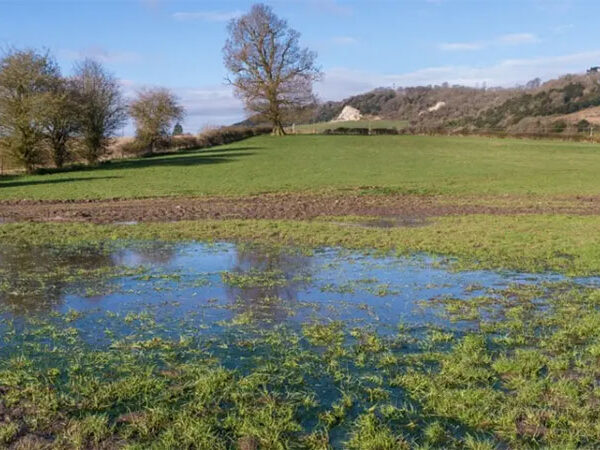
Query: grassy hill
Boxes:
[{"xmin": 1, "ymin": 134, "xmax": 600, "ymax": 200}]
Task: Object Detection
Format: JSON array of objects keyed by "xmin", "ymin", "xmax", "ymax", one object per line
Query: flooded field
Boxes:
[{"xmin": 1, "ymin": 242, "xmax": 600, "ymax": 448}]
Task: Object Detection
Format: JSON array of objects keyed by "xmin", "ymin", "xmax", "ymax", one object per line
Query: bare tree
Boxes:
[
  {"xmin": 0, "ymin": 49, "xmax": 59, "ymax": 172},
  {"xmin": 223, "ymin": 3, "xmax": 321, "ymax": 135},
  {"xmin": 72, "ymin": 59, "xmax": 127, "ymax": 164},
  {"xmin": 42, "ymin": 77, "xmax": 80, "ymax": 168},
  {"xmin": 129, "ymin": 87, "xmax": 184, "ymax": 154}
]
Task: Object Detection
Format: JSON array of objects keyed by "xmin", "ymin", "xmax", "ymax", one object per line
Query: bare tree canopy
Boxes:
[
  {"xmin": 223, "ymin": 3, "xmax": 321, "ymax": 135},
  {"xmin": 0, "ymin": 49, "xmax": 60, "ymax": 172},
  {"xmin": 130, "ymin": 87, "xmax": 184, "ymax": 154},
  {"xmin": 72, "ymin": 59, "xmax": 127, "ymax": 164},
  {"xmin": 42, "ymin": 76, "xmax": 81, "ymax": 168}
]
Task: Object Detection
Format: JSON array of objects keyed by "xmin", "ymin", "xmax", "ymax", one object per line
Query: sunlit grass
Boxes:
[{"xmin": 1, "ymin": 134, "xmax": 600, "ymax": 199}]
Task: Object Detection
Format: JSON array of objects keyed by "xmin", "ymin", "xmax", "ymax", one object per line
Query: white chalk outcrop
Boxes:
[
  {"xmin": 419, "ymin": 101, "xmax": 447, "ymax": 116},
  {"xmin": 428, "ymin": 101, "xmax": 446, "ymax": 112},
  {"xmin": 333, "ymin": 105, "xmax": 362, "ymax": 122}
]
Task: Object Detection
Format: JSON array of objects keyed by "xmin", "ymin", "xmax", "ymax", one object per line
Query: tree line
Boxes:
[
  {"xmin": 0, "ymin": 49, "xmax": 184, "ymax": 173},
  {"xmin": 1, "ymin": 3, "xmax": 324, "ymax": 173}
]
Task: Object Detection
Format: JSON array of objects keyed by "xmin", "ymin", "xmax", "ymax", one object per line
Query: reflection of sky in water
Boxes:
[{"xmin": 1, "ymin": 242, "xmax": 600, "ymax": 345}]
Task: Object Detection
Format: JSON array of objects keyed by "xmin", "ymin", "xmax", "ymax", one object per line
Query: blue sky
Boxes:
[{"xmin": 2, "ymin": 0, "xmax": 600, "ymax": 133}]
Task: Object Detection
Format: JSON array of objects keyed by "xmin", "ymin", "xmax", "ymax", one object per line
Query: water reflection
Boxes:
[
  {"xmin": 0, "ymin": 245, "xmax": 114, "ymax": 312},
  {"xmin": 223, "ymin": 245, "xmax": 312, "ymax": 323},
  {"xmin": 0, "ymin": 243, "xmax": 179, "ymax": 314},
  {"xmin": 111, "ymin": 242, "xmax": 178, "ymax": 267},
  {"xmin": 0, "ymin": 241, "xmax": 589, "ymax": 332}
]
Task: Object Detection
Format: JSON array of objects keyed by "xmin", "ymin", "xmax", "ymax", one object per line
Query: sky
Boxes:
[{"xmin": 2, "ymin": 0, "xmax": 600, "ymax": 133}]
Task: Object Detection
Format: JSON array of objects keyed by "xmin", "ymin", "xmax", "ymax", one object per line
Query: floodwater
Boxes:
[
  {"xmin": 2, "ymin": 241, "xmax": 600, "ymax": 447},
  {"xmin": 0, "ymin": 241, "xmax": 595, "ymax": 345}
]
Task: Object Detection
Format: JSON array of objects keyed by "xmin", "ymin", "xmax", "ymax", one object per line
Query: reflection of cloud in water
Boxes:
[{"xmin": 111, "ymin": 243, "xmax": 178, "ymax": 267}]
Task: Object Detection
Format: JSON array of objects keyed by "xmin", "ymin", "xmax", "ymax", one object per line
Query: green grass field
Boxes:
[
  {"xmin": 1, "ymin": 135, "xmax": 599, "ymax": 200},
  {"xmin": 291, "ymin": 119, "xmax": 408, "ymax": 133}
]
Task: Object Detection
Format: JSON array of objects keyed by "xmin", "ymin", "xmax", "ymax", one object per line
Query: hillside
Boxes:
[
  {"xmin": 471, "ymin": 72, "xmax": 600, "ymax": 131},
  {"xmin": 299, "ymin": 71, "xmax": 600, "ymax": 134}
]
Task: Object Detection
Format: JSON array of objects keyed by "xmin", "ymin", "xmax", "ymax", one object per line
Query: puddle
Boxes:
[{"xmin": 0, "ymin": 241, "xmax": 593, "ymax": 340}]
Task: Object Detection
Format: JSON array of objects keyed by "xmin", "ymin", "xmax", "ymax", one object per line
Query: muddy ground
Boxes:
[{"xmin": 1, "ymin": 193, "xmax": 599, "ymax": 224}]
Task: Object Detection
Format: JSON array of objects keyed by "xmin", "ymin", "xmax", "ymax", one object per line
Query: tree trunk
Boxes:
[
  {"xmin": 269, "ymin": 98, "xmax": 286, "ymax": 136},
  {"xmin": 272, "ymin": 121, "xmax": 286, "ymax": 136},
  {"xmin": 53, "ymin": 142, "xmax": 66, "ymax": 169}
]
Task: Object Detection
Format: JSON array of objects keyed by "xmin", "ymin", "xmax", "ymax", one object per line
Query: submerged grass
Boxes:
[
  {"xmin": 2, "ymin": 282, "xmax": 600, "ymax": 448},
  {"xmin": 2, "ymin": 214, "xmax": 600, "ymax": 275}
]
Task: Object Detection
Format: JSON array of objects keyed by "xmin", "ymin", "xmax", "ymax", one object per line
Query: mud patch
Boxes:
[{"xmin": 0, "ymin": 193, "xmax": 599, "ymax": 224}]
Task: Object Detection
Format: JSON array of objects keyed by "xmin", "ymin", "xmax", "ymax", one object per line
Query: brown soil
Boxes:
[{"xmin": 1, "ymin": 193, "xmax": 600, "ymax": 224}]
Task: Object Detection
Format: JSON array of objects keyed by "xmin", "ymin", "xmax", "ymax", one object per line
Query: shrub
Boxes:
[
  {"xmin": 113, "ymin": 126, "xmax": 271, "ymax": 159},
  {"xmin": 551, "ymin": 120, "xmax": 567, "ymax": 133},
  {"xmin": 577, "ymin": 119, "xmax": 591, "ymax": 132},
  {"xmin": 112, "ymin": 138, "xmax": 148, "ymax": 157},
  {"xmin": 172, "ymin": 134, "xmax": 200, "ymax": 150},
  {"xmin": 323, "ymin": 127, "xmax": 369, "ymax": 135},
  {"xmin": 322, "ymin": 127, "xmax": 399, "ymax": 136},
  {"xmin": 197, "ymin": 126, "xmax": 272, "ymax": 147}
]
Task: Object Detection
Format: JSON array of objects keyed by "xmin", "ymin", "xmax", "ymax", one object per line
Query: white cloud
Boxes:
[
  {"xmin": 552, "ymin": 24, "xmax": 574, "ymax": 34},
  {"xmin": 439, "ymin": 42, "xmax": 484, "ymax": 51},
  {"xmin": 331, "ymin": 36, "xmax": 358, "ymax": 45},
  {"xmin": 60, "ymin": 47, "xmax": 141, "ymax": 64},
  {"xmin": 440, "ymin": 32, "xmax": 540, "ymax": 52},
  {"xmin": 172, "ymin": 10, "xmax": 242, "ymax": 22},
  {"xmin": 497, "ymin": 33, "xmax": 540, "ymax": 45},
  {"xmin": 317, "ymin": 50, "xmax": 600, "ymax": 100}
]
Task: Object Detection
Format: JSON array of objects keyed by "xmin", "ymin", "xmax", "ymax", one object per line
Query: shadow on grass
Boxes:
[
  {"xmin": 0, "ymin": 176, "xmax": 122, "ymax": 188},
  {"xmin": 0, "ymin": 146, "xmax": 260, "ymax": 180},
  {"xmin": 103, "ymin": 149, "xmax": 256, "ymax": 171}
]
